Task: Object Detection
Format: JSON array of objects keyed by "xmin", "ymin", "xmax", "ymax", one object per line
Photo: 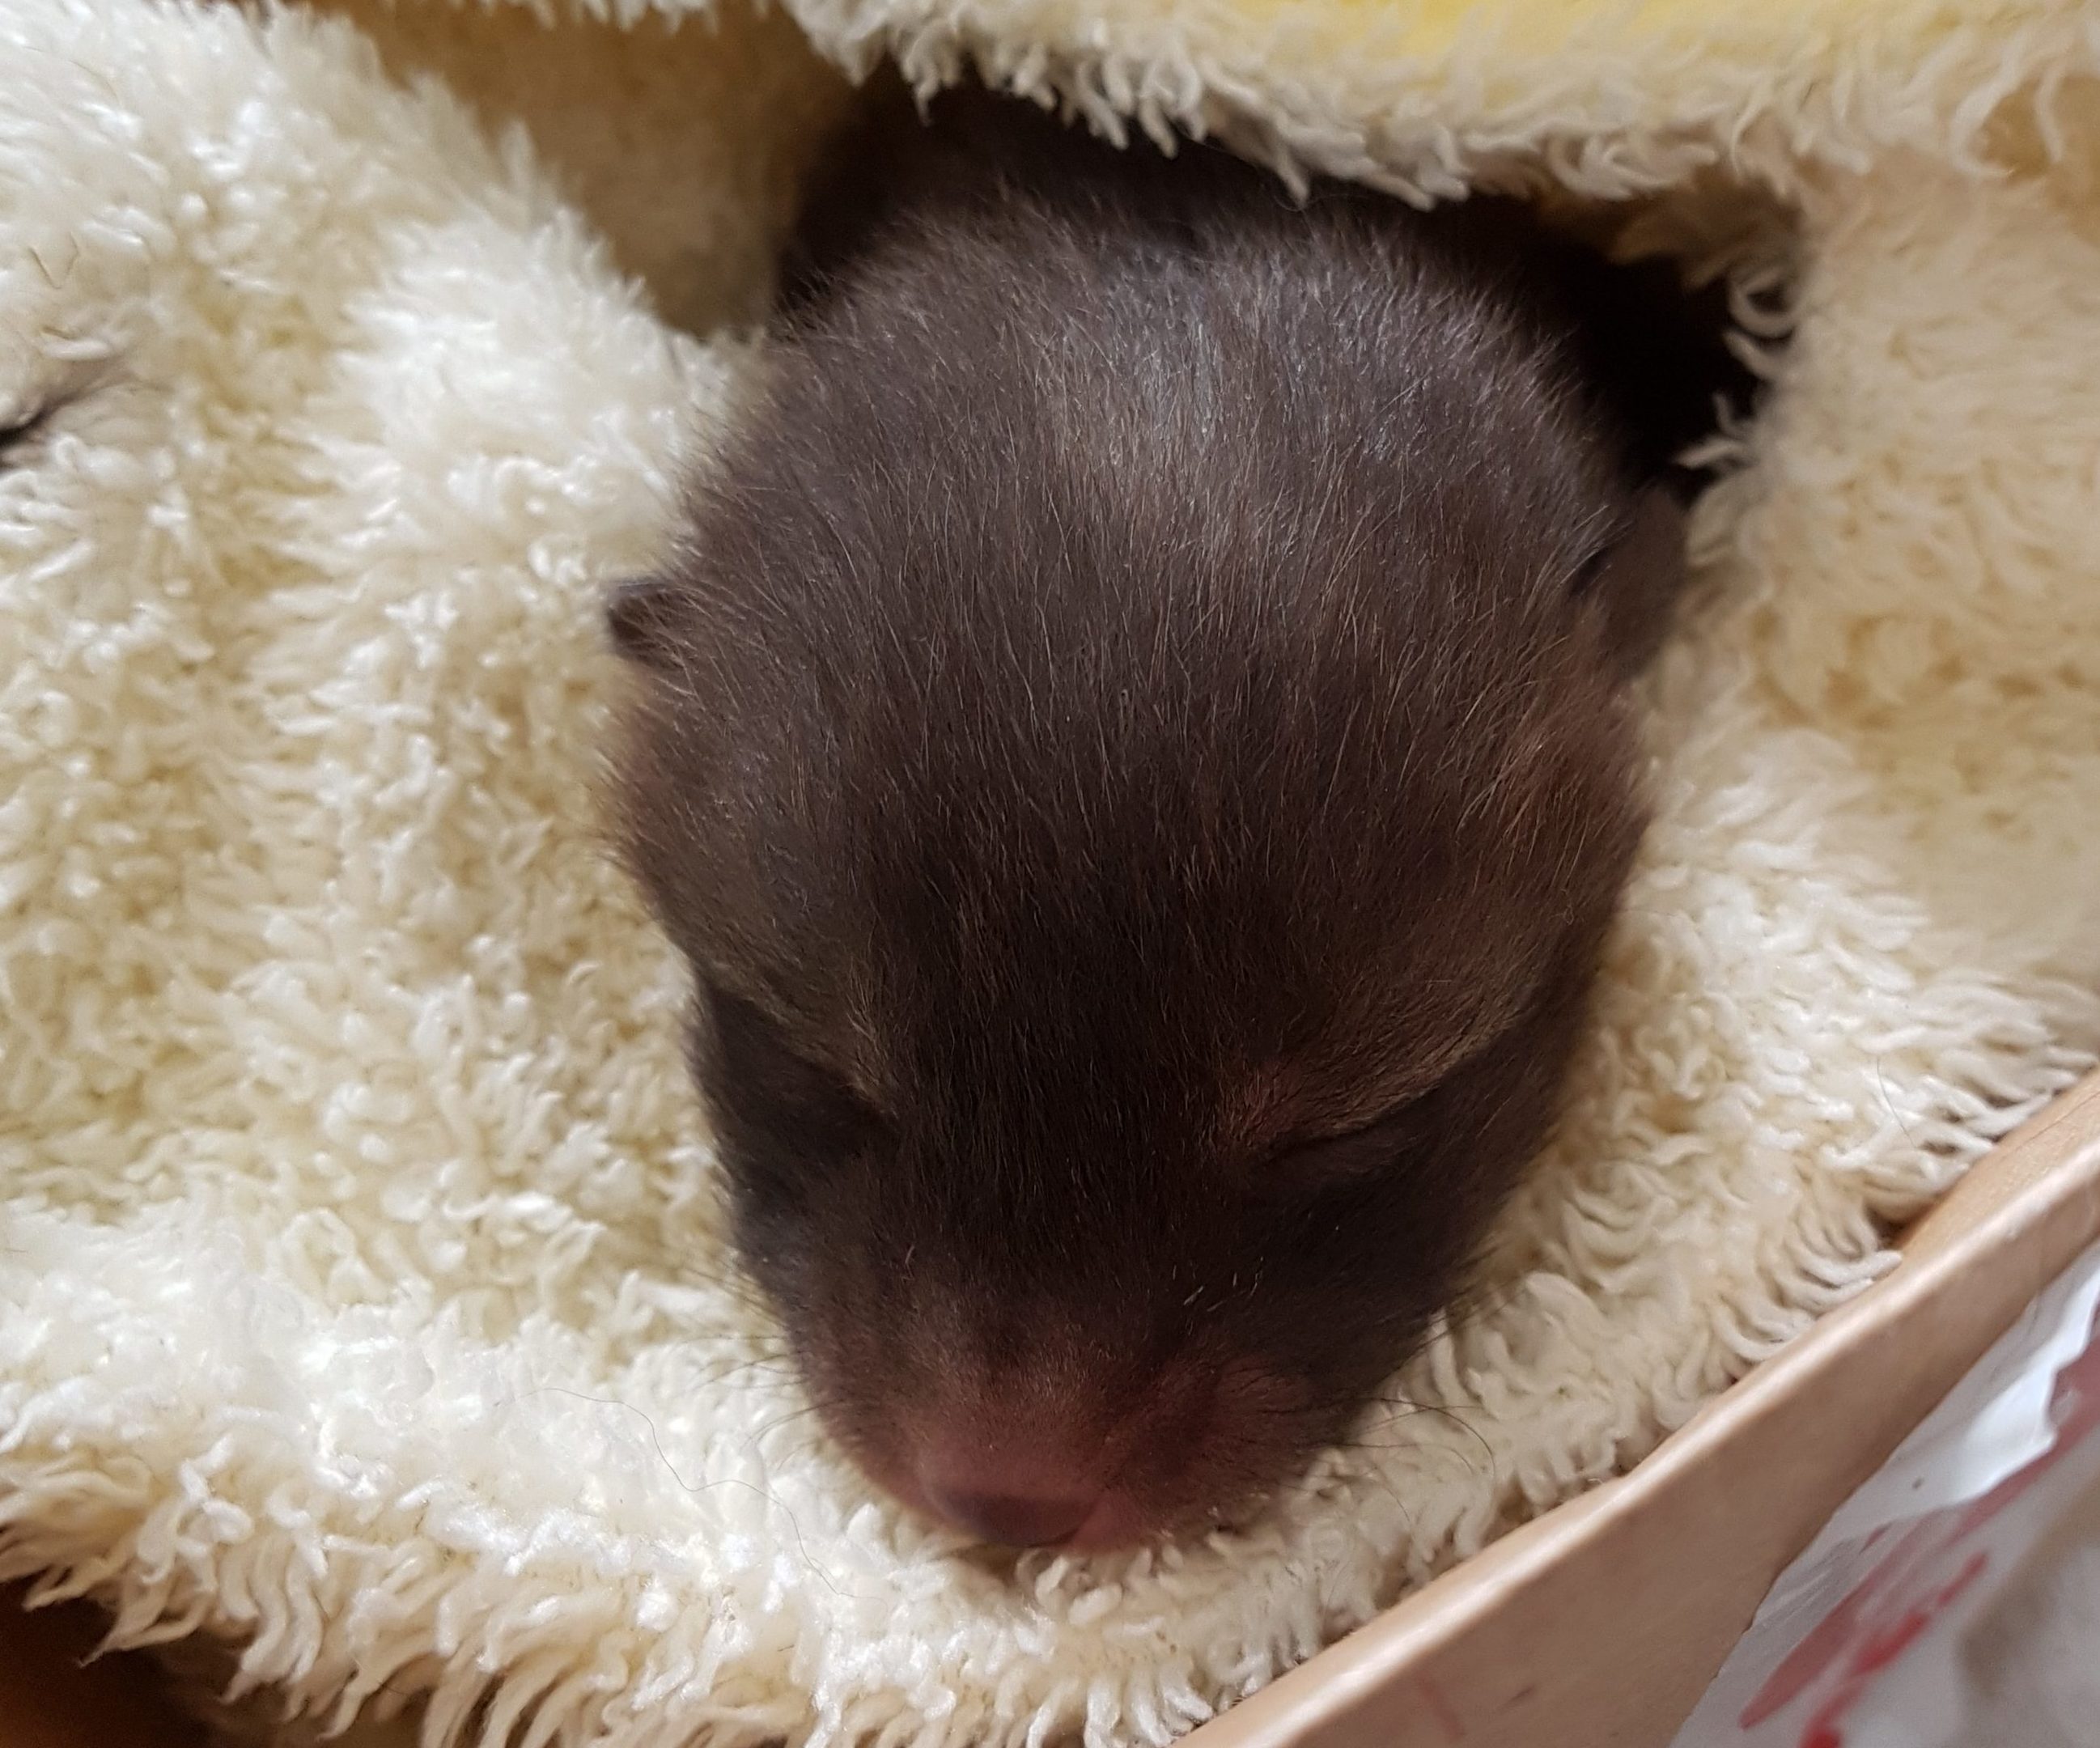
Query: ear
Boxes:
[
  {"xmin": 1568, "ymin": 485, "xmax": 1688, "ymax": 681},
  {"xmin": 605, "ymin": 575, "xmax": 687, "ymax": 671}
]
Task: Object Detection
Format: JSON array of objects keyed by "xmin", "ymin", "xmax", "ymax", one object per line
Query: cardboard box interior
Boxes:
[{"xmin": 6, "ymin": 1071, "xmax": 2098, "ymax": 1748}]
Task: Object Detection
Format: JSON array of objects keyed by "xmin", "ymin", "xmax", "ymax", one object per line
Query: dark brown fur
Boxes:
[{"xmin": 608, "ymin": 87, "xmax": 1745, "ymax": 1546}]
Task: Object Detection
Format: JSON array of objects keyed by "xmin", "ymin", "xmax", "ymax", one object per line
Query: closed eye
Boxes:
[
  {"xmin": 1254, "ymin": 944, "xmax": 1579, "ymax": 1198},
  {"xmin": 698, "ymin": 983, "xmax": 892, "ymax": 1166},
  {"xmin": 1261, "ymin": 1101, "xmax": 1424, "ymax": 1194}
]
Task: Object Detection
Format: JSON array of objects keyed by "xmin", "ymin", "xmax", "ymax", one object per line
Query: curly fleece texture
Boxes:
[{"xmin": 6, "ymin": 0, "xmax": 2100, "ymax": 1743}]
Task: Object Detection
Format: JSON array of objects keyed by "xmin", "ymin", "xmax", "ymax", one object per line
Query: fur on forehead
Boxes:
[{"xmin": 613, "ymin": 177, "xmax": 1648, "ymax": 1133}]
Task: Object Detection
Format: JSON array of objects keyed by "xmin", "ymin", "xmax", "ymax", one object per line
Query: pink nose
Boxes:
[
  {"xmin": 912, "ymin": 1436, "xmax": 1107, "ymax": 1546},
  {"xmin": 920, "ymin": 1479, "xmax": 1100, "ymax": 1546}
]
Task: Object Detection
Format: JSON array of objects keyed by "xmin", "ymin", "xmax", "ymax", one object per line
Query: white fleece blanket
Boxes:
[{"xmin": 4, "ymin": 0, "xmax": 2100, "ymax": 1743}]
